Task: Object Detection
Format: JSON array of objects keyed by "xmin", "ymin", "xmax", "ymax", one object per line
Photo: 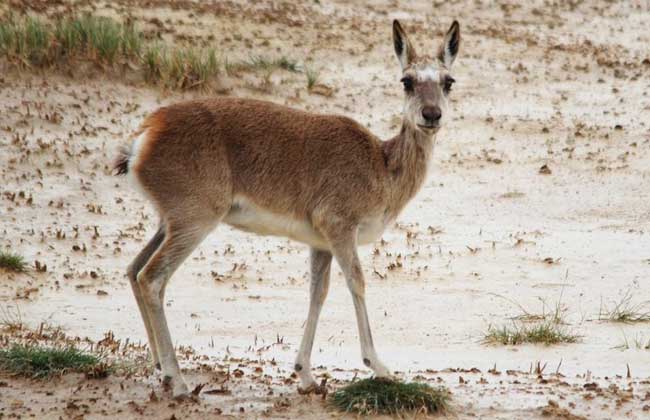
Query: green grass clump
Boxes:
[
  {"xmin": 331, "ymin": 378, "xmax": 449, "ymax": 415},
  {"xmin": 142, "ymin": 43, "xmax": 164, "ymax": 81},
  {"xmin": 56, "ymin": 15, "xmax": 141, "ymax": 62},
  {"xmin": 143, "ymin": 45, "xmax": 219, "ymax": 89},
  {"xmin": 120, "ymin": 21, "xmax": 142, "ymax": 57},
  {"xmin": 0, "ymin": 14, "xmax": 141, "ymax": 66},
  {"xmin": 0, "ymin": 14, "xmax": 220, "ymax": 89},
  {"xmin": 0, "ymin": 16, "xmax": 51, "ymax": 66},
  {"xmin": 486, "ymin": 287, "xmax": 580, "ymax": 346},
  {"xmin": 0, "ymin": 251, "xmax": 27, "ymax": 272},
  {"xmin": 77, "ymin": 15, "xmax": 122, "ymax": 62},
  {"xmin": 305, "ymin": 66, "xmax": 319, "ymax": 89},
  {"xmin": 23, "ymin": 17, "xmax": 50, "ymax": 65},
  {"xmin": 0, "ymin": 14, "xmax": 307, "ymax": 91},
  {"xmin": 0, "ymin": 344, "xmax": 106, "ymax": 378},
  {"xmin": 484, "ymin": 320, "xmax": 579, "ymax": 345}
]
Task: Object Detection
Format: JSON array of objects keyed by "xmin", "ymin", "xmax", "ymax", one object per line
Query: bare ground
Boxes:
[{"xmin": 2, "ymin": 0, "xmax": 650, "ymax": 418}]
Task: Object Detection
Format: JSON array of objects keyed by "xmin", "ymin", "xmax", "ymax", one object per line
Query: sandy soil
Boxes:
[{"xmin": 2, "ymin": 0, "xmax": 650, "ymax": 418}]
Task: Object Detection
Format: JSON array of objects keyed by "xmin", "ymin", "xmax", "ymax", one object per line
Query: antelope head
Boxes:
[{"xmin": 393, "ymin": 19, "xmax": 460, "ymax": 135}]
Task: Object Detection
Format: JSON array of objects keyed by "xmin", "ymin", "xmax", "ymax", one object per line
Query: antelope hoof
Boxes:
[
  {"xmin": 374, "ymin": 374, "xmax": 396, "ymax": 384},
  {"xmin": 297, "ymin": 382, "xmax": 318, "ymax": 395},
  {"xmin": 298, "ymin": 378, "xmax": 328, "ymax": 396},
  {"xmin": 370, "ymin": 362, "xmax": 394, "ymax": 381},
  {"xmin": 173, "ymin": 390, "xmax": 197, "ymax": 403},
  {"xmin": 163, "ymin": 375, "xmax": 190, "ymax": 400},
  {"xmin": 373, "ymin": 370, "xmax": 396, "ymax": 382},
  {"xmin": 172, "ymin": 382, "xmax": 191, "ymax": 400}
]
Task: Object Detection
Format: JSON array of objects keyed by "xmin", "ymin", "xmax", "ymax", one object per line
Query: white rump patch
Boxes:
[
  {"xmin": 129, "ymin": 130, "xmax": 148, "ymax": 172},
  {"xmin": 127, "ymin": 130, "xmax": 156, "ymax": 204}
]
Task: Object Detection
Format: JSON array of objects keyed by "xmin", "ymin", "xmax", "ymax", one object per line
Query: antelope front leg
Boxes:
[
  {"xmin": 329, "ymin": 234, "xmax": 392, "ymax": 379},
  {"xmin": 295, "ymin": 248, "xmax": 332, "ymax": 393}
]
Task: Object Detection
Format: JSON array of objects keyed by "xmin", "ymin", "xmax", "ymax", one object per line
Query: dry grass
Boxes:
[
  {"xmin": 599, "ymin": 289, "xmax": 650, "ymax": 323},
  {"xmin": 1, "ymin": 305, "xmax": 24, "ymax": 333},
  {"xmin": 616, "ymin": 331, "xmax": 650, "ymax": 350}
]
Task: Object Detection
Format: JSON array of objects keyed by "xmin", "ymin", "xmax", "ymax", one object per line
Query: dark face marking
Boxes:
[
  {"xmin": 400, "ymin": 75, "xmax": 414, "ymax": 93},
  {"xmin": 443, "ymin": 75, "xmax": 455, "ymax": 94},
  {"xmin": 400, "ymin": 66, "xmax": 454, "ymax": 102},
  {"xmin": 447, "ymin": 25, "xmax": 460, "ymax": 57}
]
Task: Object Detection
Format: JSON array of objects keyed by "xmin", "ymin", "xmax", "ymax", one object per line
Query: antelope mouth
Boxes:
[{"xmin": 417, "ymin": 124, "xmax": 439, "ymax": 132}]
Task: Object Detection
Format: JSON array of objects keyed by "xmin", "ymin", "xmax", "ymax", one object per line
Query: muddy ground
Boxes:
[{"xmin": 2, "ymin": 0, "xmax": 650, "ymax": 418}]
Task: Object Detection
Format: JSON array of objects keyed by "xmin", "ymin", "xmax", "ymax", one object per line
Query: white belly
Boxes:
[{"xmin": 224, "ymin": 196, "xmax": 387, "ymax": 249}]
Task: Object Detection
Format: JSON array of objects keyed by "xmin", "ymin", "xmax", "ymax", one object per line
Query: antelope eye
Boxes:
[
  {"xmin": 443, "ymin": 76, "xmax": 455, "ymax": 94},
  {"xmin": 400, "ymin": 76, "xmax": 414, "ymax": 92}
]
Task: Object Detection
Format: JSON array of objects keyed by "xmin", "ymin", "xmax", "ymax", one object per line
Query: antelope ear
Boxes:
[
  {"xmin": 437, "ymin": 20, "xmax": 460, "ymax": 68},
  {"xmin": 393, "ymin": 19, "xmax": 416, "ymax": 70}
]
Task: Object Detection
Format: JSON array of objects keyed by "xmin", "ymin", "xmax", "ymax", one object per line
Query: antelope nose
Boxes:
[{"xmin": 422, "ymin": 106, "xmax": 442, "ymax": 124}]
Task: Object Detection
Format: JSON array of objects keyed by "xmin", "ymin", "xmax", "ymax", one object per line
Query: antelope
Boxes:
[{"xmin": 114, "ymin": 19, "xmax": 460, "ymax": 398}]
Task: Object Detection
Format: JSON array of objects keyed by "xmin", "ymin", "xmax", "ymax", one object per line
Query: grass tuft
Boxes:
[
  {"xmin": 82, "ymin": 15, "xmax": 122, "ymax": 62},
  {"xmin": 306, "ymin": 66, "xmax": 319, "ymax": 89},
  {"xmin": 616, "ymin": 331, "xmax": 650, "ymax": 350},
  {"xmin": 1, "ymin": 305, "xmax": 24, "ymax": 333},
  {"xmin": 0, "ymin": 344, "xmax": 107, "ymax": 378},
  {"xmin": 484, "ymin": 320, "xmax": 579, "ymax": 345},
  {"xmin": 225, "ymin": 54, "xmax": 299, "ymax": 75},
  {"xmin": 0, "ymin": 16, "xmax": 51, "ymax": 66},
  {"xmin": 23, "ymin": 17, "xmax": 50, "ymax": 66},
  {"xmin": 120, "ymin": 21, "xmax": 142, "ymax": 57},
  {"xmin": 143, "ymin": 45, "xmax": 219, "ymax": 89},
  {"xmin": 0, "ymin": 251, "xmax": 27, "ymax": 272},
  {"xmin": 599, "ymin": 289, "xmax": 650, "ymax": 323},
  {"xmin": 331, "ymin": 378, "xmax": 449, "ymax": 416},
  {"xmin": 142, "ymin": 43, "xmax": 164, "ymax": 81},
  {"xmin": 276, "ymin": 55, "xmax": 299, "ymax": 72},
  {"xmin": 485, "ymin": 285, "xmax": 580, "ymax": 346}
]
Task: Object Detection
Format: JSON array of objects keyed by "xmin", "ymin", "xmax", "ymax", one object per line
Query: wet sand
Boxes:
[{"xmin": 1, "ymin": 0, "xmax": 650, "ymax": 418}]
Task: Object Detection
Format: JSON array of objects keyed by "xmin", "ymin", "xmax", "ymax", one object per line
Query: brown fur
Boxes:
[
  {"xmin": 115, "ymin": 19, "xmax": 460, "ymax": 398},
  {"xmin": 124, "ymin": 97, "xmax": 431, "ymax": 233}
]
